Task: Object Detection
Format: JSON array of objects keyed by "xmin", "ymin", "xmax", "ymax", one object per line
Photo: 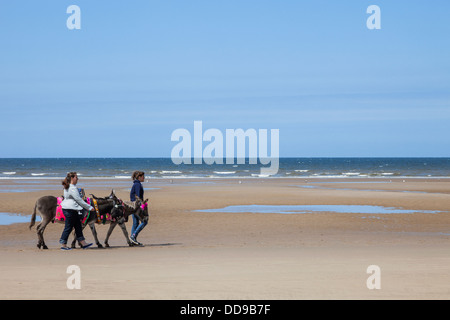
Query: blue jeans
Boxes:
[
  {"xmin": 131, "ymin": 213, "xmax": 147, "ymax": 239},
  {"xmin": 59, "ymin": 209, "xmax": 85, "ymax": 244}
]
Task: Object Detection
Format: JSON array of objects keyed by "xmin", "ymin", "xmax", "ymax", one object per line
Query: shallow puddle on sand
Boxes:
[
  {"xmin": 195, "ymin": 205, "xmax": 446, "ymax": 215},
  {"xmin": 295, "ymin": 185, "xmax": 430, "ymax": 194},
  {"xmin": 0, "ymin": 212, "xmax": 40, "ymax": 225}
]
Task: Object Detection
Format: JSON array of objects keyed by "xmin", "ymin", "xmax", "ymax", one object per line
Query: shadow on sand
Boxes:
[{"xmin": 88, "ymin": 243, "xmax": 183, "ymax": 250}]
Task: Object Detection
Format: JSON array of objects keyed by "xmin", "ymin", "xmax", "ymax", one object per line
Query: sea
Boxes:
[{"xmin": 0, "ymin": 158, "xmax": 449, "ymax": 179}]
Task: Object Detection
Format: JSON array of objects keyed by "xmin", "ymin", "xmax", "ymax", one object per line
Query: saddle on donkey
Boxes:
[{"xmin": 55, "ymin": 188, "xmax": 123, "ymax": 225}]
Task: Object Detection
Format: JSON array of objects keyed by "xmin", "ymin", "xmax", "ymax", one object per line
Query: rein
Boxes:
[{"xmin": 91, "ymin": 198, "xmax": 101, "ymax": 224}]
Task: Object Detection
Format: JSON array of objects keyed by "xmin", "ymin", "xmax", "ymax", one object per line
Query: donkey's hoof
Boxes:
[
  {"xmin": 43, "ymin": 245, "xmax": 48, "ymax": 250},
  {"xmin": 97, "ymin": 244, "xmax": 103, "ymax": 248},
  {"xmin": 105, "ymin": 243, "xmax": 110, "ymax": 248}
]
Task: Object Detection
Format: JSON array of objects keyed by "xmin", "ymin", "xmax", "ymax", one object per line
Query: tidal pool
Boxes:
[
  {"xmin": 194, "ymin": 205, "xmax": 445, "ymax": 215},
  {"xmin": 0, "ymin": 212, "xmax": 41, "ymax": 225}
]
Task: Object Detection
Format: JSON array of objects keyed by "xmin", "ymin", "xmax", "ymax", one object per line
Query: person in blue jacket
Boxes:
[{"xmin": 129, "ymin": 171, "xmax": 147, "ymax": 245}]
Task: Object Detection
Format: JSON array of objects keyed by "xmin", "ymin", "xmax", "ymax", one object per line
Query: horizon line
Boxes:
[{"xmin": 1, "ymin": 156, "xmax": 450, "ymax": 159}]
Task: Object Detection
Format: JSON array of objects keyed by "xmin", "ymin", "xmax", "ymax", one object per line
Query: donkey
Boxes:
[
  {"xmin": 104, "ymin": 196, "xmax": 149, "ymax": 247},
  {"xmin": 70, "ymin": 194, "xmax": 127, "ymax": 248},
  {"xmin": 71, "ymin": 194, "xmax": 148, "ymax": 248},
  {"xmin": 29, "ymin": 190, "xmax": 121, "ymax": 249}
]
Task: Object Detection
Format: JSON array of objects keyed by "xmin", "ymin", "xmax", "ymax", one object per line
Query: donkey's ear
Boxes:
[
  {"xmin": 144, "ymin": 199, "xmax": 148, "ymax": 203},
  {"xmin": 135, "ymin": 196, "xmax": 142, "ymax": 201},
  {"xmin": 109, "ymin": 189, "xmax": 115, "ymax": 198}
]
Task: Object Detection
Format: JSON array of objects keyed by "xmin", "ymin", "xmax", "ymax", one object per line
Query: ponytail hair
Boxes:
[
  {"xmin": 62, "ymin": 172, "xmax": 77, "ymax": 190},
  {"xmin": 132, "ymin": 171, "xmax": 145, "ymax": 180}
]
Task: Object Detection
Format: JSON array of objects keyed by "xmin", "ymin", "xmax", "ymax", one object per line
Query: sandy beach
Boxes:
[{"xmin": 1, "ymin": 177, "xmax": 450, "ymax": 300}]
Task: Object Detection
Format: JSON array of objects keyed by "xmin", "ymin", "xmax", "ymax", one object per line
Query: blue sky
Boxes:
[{"xmin": 0, "ymin": 0, "xmax": 449, "ymax": 157}]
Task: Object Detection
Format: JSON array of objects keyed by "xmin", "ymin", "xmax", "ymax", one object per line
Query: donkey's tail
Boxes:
[{"xmin": 29, "ymin": 201, "xmax": 37, "ymax": 230}]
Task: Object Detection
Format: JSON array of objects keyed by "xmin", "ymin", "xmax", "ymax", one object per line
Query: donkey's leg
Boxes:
[
  {"xmin": 70, "ymin": 223, "xmax": 87, "ymax": 248},
  {"xmin": 89, "ymin": 223, "xmax": 103, "ymax": 248},
  {"xmin": 118, "ymin": 221, "xmax": 133, "ymax": 247},
  {"xmin": 70, "ymin": 229, "xmax": 78, "ymax": 248},
  {"xmin": 35, "ymin": 222, "xmax": 44, "ymax": 249},
  {"xmin": 104, "ymin": 222, "xmax": 117, "ymax": 248},
  {"xmin": 36, "ymin": 217, "xmax": 52, "ymax": 249}
]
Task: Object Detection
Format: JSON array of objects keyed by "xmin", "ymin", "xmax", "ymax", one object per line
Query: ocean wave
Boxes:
[
  {"xmin": 343, "ymin": 172, "xmax": 360, "ymax": 176},
  {"xmin": 160, "ymin": 171, "xmax": 182, "ymax": 174},
  {"xmin": 311, "ymin": 174, "xmax": 352, "ymax": 178},
  {"xmin": 251, "ymin": 173, "xmax": 271, "ymax": 178},
  {"xmin": 161, "ymin": 175, "xmax": 198, "ymax": 179},
  {"xmin": 286, "ymin": 170, "xmax": 310, "ymax": 175},
  {"xmin": 213, "ymin": 171, "xmax": 236, "ymax": 175},
  {"xmin": 31, "ymin": 173, "xmax": 46, "ymax": 176},
  {"xmin": 2, "ymin": 172, "xmax": 16, "ymax": 175},
  {"xmin": 369, "ymin": 172, "xmax": 401, "ymax": 177}
]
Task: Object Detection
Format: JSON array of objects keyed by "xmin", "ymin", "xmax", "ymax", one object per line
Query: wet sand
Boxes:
[{"xmin": 0, "ymin": 177, "xmax": 450, "ymax": 299}]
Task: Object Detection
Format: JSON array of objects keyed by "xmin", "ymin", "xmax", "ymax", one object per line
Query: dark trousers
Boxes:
[{"xmin": 59, "ymin": 209, "xmax": 85, "ymax": 245}]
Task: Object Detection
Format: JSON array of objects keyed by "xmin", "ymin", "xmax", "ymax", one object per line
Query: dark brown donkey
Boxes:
[
  {"xmin": 104, "ymin": 196, "xmax": 149, "ymax": 247},
  {"xmin": 73, "ymin": 195, "xmax": 148, "ymax": 248}
]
